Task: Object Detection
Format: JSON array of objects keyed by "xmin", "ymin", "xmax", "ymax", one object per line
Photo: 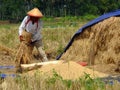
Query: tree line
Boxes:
[{"xmin": 0, "ymin": 0, "xmax": 120, "ymax": 21}]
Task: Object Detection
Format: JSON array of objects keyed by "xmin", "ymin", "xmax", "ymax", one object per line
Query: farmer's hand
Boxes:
[{"xmin": 19, "ymin": 35, "xmax": 24, "ymax": 42}]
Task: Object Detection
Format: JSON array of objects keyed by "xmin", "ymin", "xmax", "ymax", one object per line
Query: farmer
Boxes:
[{"xmin": 19, "ymin": 8, "xmax": 48, "ymax": 62}]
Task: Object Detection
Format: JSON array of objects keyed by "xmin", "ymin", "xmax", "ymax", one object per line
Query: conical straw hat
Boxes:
[{"xmin": 27, "ymin": 8, "xmax": 43, "ymax": 18}]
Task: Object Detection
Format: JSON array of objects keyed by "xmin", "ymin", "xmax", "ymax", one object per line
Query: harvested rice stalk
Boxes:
[
  {"xmin": 115, "ymin": 60, "xmax": 120, "ymax": 72},
  {"xmin": 15, "ymin": 42, "xmax": 33, "ymax": 65},
  {"xmin": 15, "ymin": 30, "xmax": 34, "ymax": 68},
  {"xmin": 0, "ymin": 44, "xmax": 15, "ymax": 55},
  {"xmin": 88, "ymin": 33, "xmax": 95, "ymax": 65}
]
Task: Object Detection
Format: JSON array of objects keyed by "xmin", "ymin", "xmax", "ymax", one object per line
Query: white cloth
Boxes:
[{"xmin": 19, "ymin": 16, "xmax": 43, "ymax": 42}]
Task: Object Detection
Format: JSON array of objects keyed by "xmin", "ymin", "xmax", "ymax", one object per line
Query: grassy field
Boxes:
[
  {"xmin": 0, "ymin": 17, "xmax": 120, "ymax": 90},
  {"xmin": 1, "ymin": 69, "xmax": 120, "ymax": 90},
  {"xmin": 0, "ymin": 18, "xmax": 86, "ymax": 58}
]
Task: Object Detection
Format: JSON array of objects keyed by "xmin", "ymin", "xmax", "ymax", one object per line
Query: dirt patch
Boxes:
[{"xmin": 0, "ymin": 21, "xmax": 10, "ymax": 24}]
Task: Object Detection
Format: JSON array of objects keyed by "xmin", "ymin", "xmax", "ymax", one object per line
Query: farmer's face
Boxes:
[{"xmin": 30, "ymin": 16, "xmax": 39, "ymax": 22}]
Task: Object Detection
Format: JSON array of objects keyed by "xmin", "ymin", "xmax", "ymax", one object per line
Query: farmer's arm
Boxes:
[{"xmin": 19, "ymin": 16, "xmax": 28, "ymax": 36}]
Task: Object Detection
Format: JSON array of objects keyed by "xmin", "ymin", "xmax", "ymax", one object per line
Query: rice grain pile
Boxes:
[
  {"xmin": 26, "ymin": 61, "xmax": 108, "ymax": 79},
  {"xmin": 60, "ymin": 17, "xmax": 120, "ymax": 65}
]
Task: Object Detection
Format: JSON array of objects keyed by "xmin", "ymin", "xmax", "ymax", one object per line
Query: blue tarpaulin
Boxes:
[{"xmin": 56, "ymin": 9, "xmax": 120, "ymax": 60}]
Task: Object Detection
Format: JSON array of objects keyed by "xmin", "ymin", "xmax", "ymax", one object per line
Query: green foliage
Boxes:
[
  {"xmin": 15, "ymin": 76, "xmax": 29, "ymax": 90},
  {"xmin": 81, "ymin": 14, "xmax": 98, "ymax": 21},
  {"xmin": 63, "ymin": 79, "xmax": 72, "ymax": 88},
  {"xmin": 46, "ymin": 69, "xmax": 73, "ymax": 89},
  {"xmin": 12, "ymin": 70, "xmax": 107, "ymax": 90},
  {"xmin": 79, "ymin": 73, "xmax": 105, "ymax": 90},
  {"xmin": 57, "ymin": 44, "xmax": 64, "ymax": 55},
  {"xmin": 46, "ymin": 69, "xmax": 63, "ymax": 85},
  {"xmin": 0, "ymin": 0, "xmax": 120, "ymax": 20}
]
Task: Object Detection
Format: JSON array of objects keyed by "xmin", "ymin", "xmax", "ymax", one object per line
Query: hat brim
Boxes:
[
  {"xmin": 27, "ymin": 8, "xmax": 43, "ymax": 18},
  {"xmin": 27, "ymin": 14, "xmax": 43, "ymax": 18}
]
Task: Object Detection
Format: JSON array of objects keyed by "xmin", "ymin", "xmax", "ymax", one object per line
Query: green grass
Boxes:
[
  {"xmin": 0, "ymin": 24, "xmax": 19, "ymax": 49},
  {"xmin": 3, "ymin": 70, "xmax": 120, "ymax": 90}
]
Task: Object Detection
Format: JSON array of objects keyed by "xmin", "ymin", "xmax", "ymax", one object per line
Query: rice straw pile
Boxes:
[
  {"xmin": 0, "ymin": 44, "xmax": 15, "ymax": 55},
  {"xmin": 60, "ymin": 17, "xmax": 120, "ymax": 65}
]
